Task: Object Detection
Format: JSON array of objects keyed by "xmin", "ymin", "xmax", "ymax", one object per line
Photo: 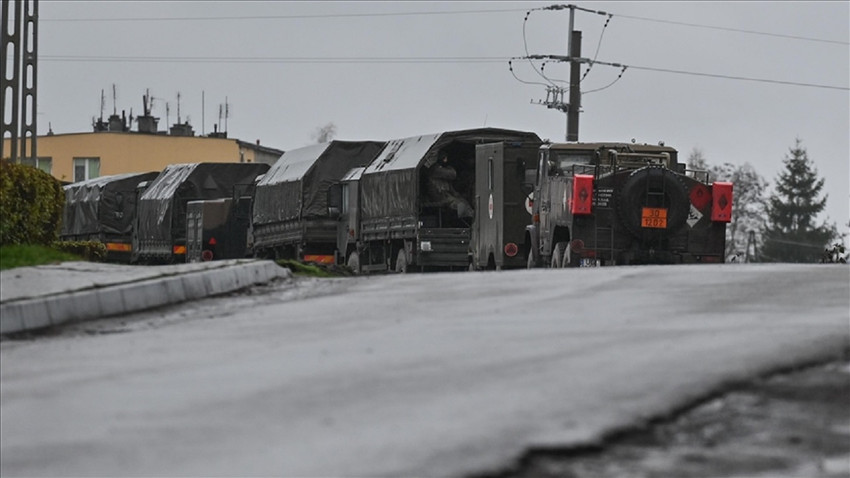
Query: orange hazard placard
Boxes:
[{"xmin": 641, "ymin": 207, "xmax": 668, "ymax": 229}]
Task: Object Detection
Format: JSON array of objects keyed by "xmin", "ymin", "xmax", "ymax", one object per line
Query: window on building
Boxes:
[
  {"xmin": 19, "ymin": 157, "xmax": 52, "ymax": 174},
  {"xmin": 73, "ymin": 157, "xmax": 100, "ymax": 182}
]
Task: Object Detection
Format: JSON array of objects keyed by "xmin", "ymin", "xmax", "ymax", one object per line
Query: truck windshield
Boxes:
[{"xmin": 551, "ymin": 152, "xmax": 593, "ymax": 175}]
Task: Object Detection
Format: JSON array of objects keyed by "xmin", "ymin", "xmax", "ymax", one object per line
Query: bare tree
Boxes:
[
  {"xmin": 686, "ymin": 147, "xmax": 709, "ymax": 171},
  {"xmin": 311, "ymin": 122, "xmax": 337, "ymax": 144},
  {"xmin": 710, "ymin": 162, "xmax": 769, "ymax": 261}
]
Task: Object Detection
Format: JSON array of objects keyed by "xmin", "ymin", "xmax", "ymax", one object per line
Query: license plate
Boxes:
[{"xmin": 641, "ymin": 207, "xmax": 668, "ymax": 228}]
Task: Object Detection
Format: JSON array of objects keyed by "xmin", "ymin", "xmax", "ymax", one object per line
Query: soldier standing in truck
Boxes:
[{"xmin": 426, "ymin": 155, "xmax": 473, "ymax": 219}]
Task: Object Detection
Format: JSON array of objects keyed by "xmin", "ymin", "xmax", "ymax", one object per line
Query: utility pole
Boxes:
[
  {"xmin": 1, "ymin": 0, "xmax": 38, "ymax": 163},
  {"xmin": 567, "ymin": 28, "xmax": 582, "ymax": 141},
  {"xmin": 532, "ymin": 4, "xmax": 582, "ymax": 142}
]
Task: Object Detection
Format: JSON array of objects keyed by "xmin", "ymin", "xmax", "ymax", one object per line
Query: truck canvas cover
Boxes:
[
  {"xmin": 253, "ymin": 140, "xmax": 385, "ymax": 225},
  {"xmin": 61, "ymin": 171, "xmax": 160, "ymax": 238},
  {"xmin": 137, "ymin": 162, "xmax": 270, "ymax": 246},
  {"xmin": 360, "ymin": 128, "xmax": 540, "ymax": 221}
]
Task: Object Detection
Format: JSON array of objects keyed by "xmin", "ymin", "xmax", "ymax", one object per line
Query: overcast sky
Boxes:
[{"xmin": 32, "ymin": 1, "xmax": 850, "ymax": 234}]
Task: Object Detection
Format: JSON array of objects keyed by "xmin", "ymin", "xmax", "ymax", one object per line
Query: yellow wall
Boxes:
[{"xmin": 3, "ymin": 132, "xmax": 254, "ymax": 182}]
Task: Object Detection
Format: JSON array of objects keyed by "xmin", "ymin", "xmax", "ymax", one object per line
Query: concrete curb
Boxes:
[{"xmin": 0, "ymin": 261, "xmax": 290, "ymax": 336}]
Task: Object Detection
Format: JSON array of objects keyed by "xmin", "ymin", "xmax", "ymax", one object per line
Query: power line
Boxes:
[
  {"xmin": 41, "ymin": 5, "xmax": 849, "ymax": 47},
  {"xmin": 613, "ymin": 11, "xmax": 849, "ymax": 46},
  {"xmin": 40, "ymin": 8, "xmax": 529, "ymax": 22},
  {"xmin": 40, "ymin": 53, "xmax": 849, "ymax": 90},
  {"xmin": 38, "ymin": 55, "xmax": 509, "ymax": 64},
  {"xmin": 626, "ymin": 64, "xmax": 849, "ymax": 91},
  {"xmin": 521, "ymin": 55, "xmax": 849, "ymax": 91}
]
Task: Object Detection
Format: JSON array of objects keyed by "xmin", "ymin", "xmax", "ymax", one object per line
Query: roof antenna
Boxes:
[{"xmin": 224, "ymin": 96, "xmax": 229, "ymax": 133}]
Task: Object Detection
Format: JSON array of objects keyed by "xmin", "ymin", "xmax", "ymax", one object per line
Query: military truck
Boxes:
[
  {"xmin": 251, "ymin": 140, "xmax": 385, "ymax": 263},
  {"xmin": 525, "ymin": 142, "xmax": 732, "ymax": 267},
  {"xmin": 334, "ymin": 128, "xmax": 540, "ymax": 273},
  {"xmin": 469, "ymin": 140, "xmax": 542, "ymax": 270},
  {"xmin": 61, "ymin": 171, "xmax": 160, "ymax": 262},
  {"xmin": 133, "ymin": 162, "xmax": 270, "ymax": 264},
  {"xmin": 185, "ymin": 179, "xmax": 258, "ymax": 263}
]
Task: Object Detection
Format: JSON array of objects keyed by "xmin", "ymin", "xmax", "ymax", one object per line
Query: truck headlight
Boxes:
[{"xmin": 420, "ymin": 241, "xmax": 432, "ymax": 252}]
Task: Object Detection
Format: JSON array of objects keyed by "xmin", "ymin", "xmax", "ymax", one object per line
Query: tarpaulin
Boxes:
[
  {"xmin": 61, "ymin": 171, "xmax": 160, "ymax": 239},
  {"xmin": 136, "ymin": 162, "xmax": 270, "ymax": 247},
  {"xmin": 253, "ymin": 141, "xmax": 385, "ymax": 225},
  {"xmin": 360, "ymin": 128, "xmax": 540, "ymax": 222}
]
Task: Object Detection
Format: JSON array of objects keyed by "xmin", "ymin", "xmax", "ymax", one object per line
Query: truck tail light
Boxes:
[
  {"xmin": 504, "ymin": 242, "xmax": 518, "ymax": 257},
  {"xmin": 571, "ymin": 174, "xmax": 594, "ymax": 215},
  {"xmin": 711, "ymin": 182, "xmax": 733, "ymax": 222}
]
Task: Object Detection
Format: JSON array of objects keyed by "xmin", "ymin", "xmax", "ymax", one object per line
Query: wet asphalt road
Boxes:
[{"xmin": 478, "ymin": 359, "xmax": 850, "ymax": 478}]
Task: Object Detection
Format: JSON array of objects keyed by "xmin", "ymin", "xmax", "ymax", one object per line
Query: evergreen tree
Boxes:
[{"xmin": 760, "ymin": 138, "xmax": 836, "ymax": 262}]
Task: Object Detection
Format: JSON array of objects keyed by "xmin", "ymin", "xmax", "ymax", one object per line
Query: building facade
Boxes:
[{"xmin": 2, "ymin": 131, "xmax": 283, "ymax": 183}]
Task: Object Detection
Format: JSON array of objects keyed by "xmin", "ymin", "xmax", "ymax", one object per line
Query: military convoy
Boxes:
[{"xmin": 60, "ymin": 127, "xmax": 732, "ymax": 270}]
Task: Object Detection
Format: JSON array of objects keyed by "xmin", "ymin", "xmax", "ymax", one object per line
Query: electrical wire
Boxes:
[
  {"xmin": 522, "ymin": 55, "xmax": 848, "ymax": 91},
  {"xmin": 522, "ymin": 9, "xmax": 560, "ymax": 88},
  {"xmin": 39, "ymin": 55, "xmax": 509, "ymax": 64},
  {"xmin": 41, "ymin": 8, "xmax": 531, "ymax": 22},
  {"xmin": 580, "ymin": 13, "xmax": 613, "ymax": 83},
  {"xmin": 613, "ymin": 12, "xmax": 849, "ymax": 46},
  {"xmin": 583, "ymin": 65, "xmax": 628, "ymax": 94},
  {"xmin": 507, "ymin": 60, "xmax": 551, "ymax": 87},
  {"xmin": 40, "ymin": 53, "xmax": 849, "ymax": 90},
  {"xmin": 625, "ymin": 64, "xmax": 849, "ymax": 91},
  {"xmin": 41, "ymin": 4, "xmax": 848, "ymax": 47}
]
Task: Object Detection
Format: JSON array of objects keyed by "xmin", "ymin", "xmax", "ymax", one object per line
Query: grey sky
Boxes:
[{"xmin": 35, "ymin": 1, "xmax": 850, "ymax": 235}]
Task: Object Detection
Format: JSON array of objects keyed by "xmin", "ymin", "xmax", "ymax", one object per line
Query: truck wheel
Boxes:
[
  {"xmin": 564, "ymin": 243, "xmax": 579, "ymax": 268},
  {"xmin": 551, "ymin": 242, "xmax": 567, "ymax": 268},
  {"xmin": 395, "ymin": 249, "xmax": 408, "ymax": 273},
  {"xmin": 347, "ymin": 251, "xmax": 361, "ymax": 275}
]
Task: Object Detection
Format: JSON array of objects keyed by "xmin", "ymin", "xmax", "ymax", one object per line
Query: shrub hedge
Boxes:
[
  {"xmin": 0, "ymin": 160, "xmax": 65, "ymax": 246},
  {"xmin": 52, "ymin": 240, "xmax": 107, "ymax": 262}
]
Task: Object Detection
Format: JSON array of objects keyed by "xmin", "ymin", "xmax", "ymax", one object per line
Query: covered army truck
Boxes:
[
  {"xmin": 133, "ymin": 162, "xmax": 270, "ymax": 264},
  {"xmin": 185, "ymin": 178, "xmax": 259, "ymax": 263},
  {"xmin": 252, "ymin": 140, "xmax": 385, "ymax": 263},
  {"xmin": 61, "ymin": 171, "xmax": 160, "ymax": 262},
  {"xmin": 337, "ymin": 128, "xmax": 540, "ymax": 273},
  {"xmin": 470, "ymin": 140, "xmax": 542, "ymax": 270}
]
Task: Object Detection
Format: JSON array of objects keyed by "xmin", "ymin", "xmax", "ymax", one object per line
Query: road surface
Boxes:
[{"xmin": 1, "ymin": 263, "xmax": 848, "ymax": 477}]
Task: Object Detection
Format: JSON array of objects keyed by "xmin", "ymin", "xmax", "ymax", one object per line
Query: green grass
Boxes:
[
  {"xmin": 275, "ymin": 259, "xmax": 352, "ymax": 278},
  {"xmin": 0, "ymin": 244, "xmax": 82, "ymax": 270}
]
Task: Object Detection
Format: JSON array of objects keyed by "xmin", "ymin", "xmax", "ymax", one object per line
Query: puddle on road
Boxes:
[{"xmin": 474, "ymin": 360, "xmax": 850, "ymax": 478}]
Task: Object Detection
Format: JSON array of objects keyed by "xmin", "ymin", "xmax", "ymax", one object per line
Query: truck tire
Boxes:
[
  {"xmin": 395, "ymin": 249, "xmax": 408, "ymax": 273},
  {"xmin": 347, "ymin": 251, "xmax": 361, "ymax": 275},
  {"xmin": 617, "ymin": 166, "xmax": 689, "ymax": 238},
  {"xmin": 551, "ymin": 242, "xmax": 567, "ymax": 268}
]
